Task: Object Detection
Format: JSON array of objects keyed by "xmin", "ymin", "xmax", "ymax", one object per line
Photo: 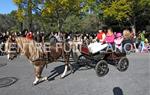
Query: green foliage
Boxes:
[
  {"xmin": 98, "ymin": 0, "xmax": 150, "ymax": 30},
  {"xmin": 16, "ymin": 9, "xmax": 25, "ymax": 22},
  {"xmin": 63, "ymin": 15, "xmax": 81, "ymax": 32},
  {"xmin": 80, "ymin": 0, "xmax": 96, "ymax": 14},
  {"xmin": 8, "ymin": 26, "xmax": 20, "ymax": 33},
  {"xmin": 40, "ymin": 0, "xmax": 81, "ymax": 32},
  {"xmin": 13, "ymin": 0, "xmax": 23, "ymax": 5},
  {"xmin": 0, "ymin": 13, "xmax": 17, "ymax": 32},
  {"xmin": 80, "ymin": 14, "xmax": 99, "ymax": 32},
  {"xmin": 100, "ymin": 0, "xmax": 132, "ymax": 21},
  {"xmin": 6, "ymin": 0, "xmax": 150, "ymax": 33}
]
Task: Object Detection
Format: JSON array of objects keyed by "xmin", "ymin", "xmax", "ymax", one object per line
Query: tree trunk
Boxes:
[
  {"xmin": 20, "ymin": 22, "xmax": 23, "ymax": 32},
  {"xmin": 28, "ymin": 0, "xmax": 32, "ymax": 31},
  {"xmin": 58, "ymin": 19, "xmax": 63, "ymax": 32},
  {"xmin": 132, "ymin": 17, "xmax": 136, "ymax": 33}
]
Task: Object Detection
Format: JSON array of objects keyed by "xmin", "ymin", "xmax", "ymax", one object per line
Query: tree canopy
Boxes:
[{"xmin": 0, "ymin": 0, "xmax": 150, "ymax": 33}]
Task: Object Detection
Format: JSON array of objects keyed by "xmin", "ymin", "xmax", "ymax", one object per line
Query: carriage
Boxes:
[{"xmin": 72, "ymin": 42, "xmax": 129, "ymax": 77}]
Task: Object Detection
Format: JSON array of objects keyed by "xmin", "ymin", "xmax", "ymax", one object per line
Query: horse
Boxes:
[{"xmin": 5, "ymin": 35, "xmax": 73, "ymax": 85}]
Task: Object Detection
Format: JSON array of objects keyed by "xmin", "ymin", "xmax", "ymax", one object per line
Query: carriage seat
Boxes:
[{"xmin": 88, "ymin": 42, "xmax": 108, "ymax": 54}]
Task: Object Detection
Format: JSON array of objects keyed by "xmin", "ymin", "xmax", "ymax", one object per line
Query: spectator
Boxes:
[
  {"xmin": 35, "ymin": 32, "xmax": 42, "ymax": 43},
  {"xmin": 144, "ymin": 38, "xmax": 150, "ymax": 52},
  {"xmin": 26, "ymin": 31, "xmax": 33, "ymax": 40},
  {"xmin": 0, "ymin": 32, "xmax": 3, "ymax": 43},
  {"xmin": 22, "ymin": 29, "xmax": 28, "ymax": 37},
  {"xmin": 0, "ymin": 33, "xmax": 3, "ymax": 56},
  {"xmin": 49, "ymin": 32, "xmax": 57, "ymax": 45},
  {"xmin": 54, "ymin": 32, "xmax": 58, "ymax": 41},
  {"xmin": 3, "ymin": 32, "xmax": 9, "ymax": 42},
  {"xmin": 41, "ymin": 32, "xmax": 45, "ymax": 44},
  {"xmin": 139, "ymin": 30, "xmax": 145, "ymax": 52},
  {"xmin": 130, "ymin": 30, "xmax": 138, "ymax": 52}
]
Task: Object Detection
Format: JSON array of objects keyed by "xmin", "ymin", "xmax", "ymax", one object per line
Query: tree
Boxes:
[
  {"xmin": 63, "ymin": 15, "xmax": 81, "ymax": 32},
  {"xmin": 13, "ymin": 0, "xmax": 39, "ymax": 31},
  {"xmin": 129, "ymin": 0, "xmax": 150, "ymax": 30},
  {"xmin": 41, "ymin": 0, "xmax": 81, "ymax": 32},
  {"xmin": 100, "ymin": 0, "xmax": 132, "ymax": 21},
  {"xmin": 12, "ymin": 0, "xmax": 150, "ymax": 33},
  {"xmin": 0, "ymin": 13, "xmax": 17, "ymax": 32},
  {"xmin": 13, "ymin": 0, "xmax": 81, "ymax": 32},
  {"xmin": 13, "ymin": 0, "xmax": 25, "ymax": 32},
  {"xmin": 99, "ymin": 0, "xmax": 150, "ymax": 31},
  {"xmin": 80, "ymin": 14, "xmax": 99, "ymax": 33}
]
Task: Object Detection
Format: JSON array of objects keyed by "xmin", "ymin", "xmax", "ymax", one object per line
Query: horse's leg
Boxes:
[
  {"xmin": 33, "ymin": 65, "xmax": 47, "ymax": 85},
  {"xmin": 67, "ymin": 54, "xmax": 73, "ymax": 73},
  {"xmin": 68, "ymin": 63, "xmax": 73, "ymax": 73},
  {"xmin": 40, "ymin": 64, "xmax": 48, "ymax": 81},
  {"xmin": 33, "ymin": 65, "xmax": 41, "ymax": 85},
  {"xmin": 60, "ymin": 54, "xmax": 73, "ymax": 78},
  {"xmin": 60, "ymin": 64, "xmax": 68, "ymax": 78},
  {"xmin": 66, "ymin": 52, "xmax": 74, "ymax": 73}
]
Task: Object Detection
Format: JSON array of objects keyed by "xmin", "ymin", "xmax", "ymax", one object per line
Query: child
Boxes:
[
  {"xmin": 144, "ymin": 38, "xmax": 150, "ymax": 53},
  {"xmin": 114, "ymin": 33, "xmax": 124, "ymax": 50}
]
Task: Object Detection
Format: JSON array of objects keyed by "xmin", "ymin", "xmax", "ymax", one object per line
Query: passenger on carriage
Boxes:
[
  {"xmin": 114, "ymin": 33, "xmax": 124, "ymax": 50},
  {"xmin": 96, "ymin": 29, "xmax": 106, "ymax": 43},
  {"xmin": 104, "ymin": 28, "xmax": 115, "ymax": 48},
  {"xmin": 121, "ymin": 29, "xmax": 133, "ymax": 53},
  {"xmin": 88, "ymin": 29, "xmax": 108, "ymax": 54}
]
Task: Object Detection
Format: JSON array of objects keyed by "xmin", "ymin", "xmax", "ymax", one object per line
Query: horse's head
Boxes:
[{"xmin": 5, "ymin": 35, "xmax": 20, "ymax": 60}]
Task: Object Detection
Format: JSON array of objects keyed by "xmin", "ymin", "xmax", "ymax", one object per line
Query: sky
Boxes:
[{"xmin": 0, "ymin": 0, "xmax": 17, "ymax": 14}]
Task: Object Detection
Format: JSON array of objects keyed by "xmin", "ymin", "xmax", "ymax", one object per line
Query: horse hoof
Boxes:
[
  {"xmin": 42, "ymin": 77, "xmax": 48, "ymax": 81},
  {"xmin": 33, "ymin": 82, "xmax": 38, "ymax": 86},
  {"xmin": 33, "ymin": 80, "xmax": 39, "ymax": 85},
  {"xmin": 60, "ymin": 76, "xmax": 65, "ymax": 79}
]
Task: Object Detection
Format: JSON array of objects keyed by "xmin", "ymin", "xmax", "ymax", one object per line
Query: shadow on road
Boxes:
[
  {"xmin": 47, "ymin": 63, "xmax": 92, "ymax": 81},
  {"xmin": 47, "ymin": 65, "xmax": 65, "ymax": 81},
  {"xmin": 113, "ymin": 87, "xmax": 124, "ymax": 95}
]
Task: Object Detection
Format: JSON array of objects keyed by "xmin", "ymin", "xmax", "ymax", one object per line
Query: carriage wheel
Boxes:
[
  {"xmin": 117, "ymin": 57, "xmax": 129, "ymax": 72},
  {"xmin": 77, "ymin": 55, "xmax": 87, "ymax": 66},
  {"xmin": 95, "ymin": 60, "xmax": 109, "ymax": 77}
]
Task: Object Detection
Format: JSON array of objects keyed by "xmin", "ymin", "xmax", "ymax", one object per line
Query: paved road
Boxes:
[{"xmin": 0, "ymin": 53, "xmax": 149, "ymax": 95}]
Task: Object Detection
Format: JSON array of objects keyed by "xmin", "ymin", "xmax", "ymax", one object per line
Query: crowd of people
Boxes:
[
  {"xmin": 89, "ymin": 28, "xmax": 149, "ymax": 53},
  {"xmin": 71, "ymin": 28, "xmax": 150, "ymax": 53},
  {"xmin": 0, "ymin": 27, "xmax": 150, "ymax": 56}
]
